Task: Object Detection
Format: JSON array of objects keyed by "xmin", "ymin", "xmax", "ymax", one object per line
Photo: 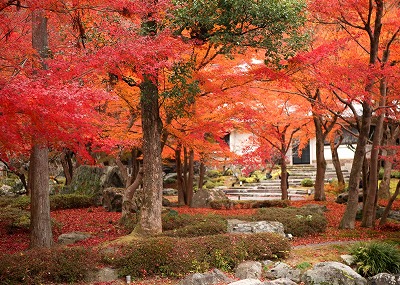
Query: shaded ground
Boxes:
[{"xmin": 1, "ymin": 195, "xmax": 400, "ymax": 284}]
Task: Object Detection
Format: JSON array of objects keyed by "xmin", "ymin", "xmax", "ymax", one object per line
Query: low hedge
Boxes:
[
  {"xmin": 111, "ymin": 232, "xmax": 290, "ymax": 278},
  {"xmin": 209, "ymin": 199, "xmax": 290, "ymax": 209},
  {"xmin": 50, "ymin": 194, "xmax": 96, "ymax": 210},
  {"xmin": 0, "ymin": 247, "xmax": 98, "ymax": 285},
  {"xmin": 162, "ymin": 213, "xmax": 227, "ymax": 237}
]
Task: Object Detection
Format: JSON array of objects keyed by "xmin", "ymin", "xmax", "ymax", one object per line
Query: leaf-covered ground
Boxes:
[{"xmin": 1, "ymin": 196, "xmax": 399, "ymax": 284}]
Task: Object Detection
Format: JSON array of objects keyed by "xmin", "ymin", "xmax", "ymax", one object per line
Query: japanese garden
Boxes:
[{"xmin": 0, "ymin": 0, "xmax": 400, "ymax": 284}]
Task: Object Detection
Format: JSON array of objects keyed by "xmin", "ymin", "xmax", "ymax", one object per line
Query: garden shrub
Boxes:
[
  {"xmin": 392, "ymin": 170, "xmax": 400, "ymax": 179},
  {"xmin": 350, "ymin": 241, "xmax": 400, "ymax": 277},
  {"xmin": 378, "ymin": 168, "xmax": 384, "ymax": 180},
  {"xmin": 206, "ymin": 170, "xmax": 221, "ymax": 178},
  {"xmin": 0, "ymin": 247, "xmax": 99, "ymax": 285},
  {"xmin": 301, "ymin": 178, "xmax": 314, "ymax": 187},
  {"xmin": 0, "ymin": 195, "xmax": 30, "ymax": 209},
  {"xmin": 0, "ymin": 207, "xmax": 30, "ymax": 232},
  {"xmin": 162, "ymin": 217, "xmax": 227, "ymax": 237},
  {"xmin": 163, "ymin": 177, "xmax": 177, "ymax": 185},
  {"xmin": 209, "ymin": 199, "xmax": 289, "ymax": 210},
  {"xmin": 112, "ymin": 233, "xmax": 290, "ymax": 278},
  {"xmin": 50, "ymin": 194, "xmax": 96, "ymax": 210},
  {"xmin": 204, "ymin": 180, "xmax": 216, "ymax": 189},
  {"xmin": 162, "ymin": 213, "xmax": 227, "ymax": 237}
]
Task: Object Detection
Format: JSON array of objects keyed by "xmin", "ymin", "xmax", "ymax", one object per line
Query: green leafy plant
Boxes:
[
  {"xmin": 296, "ymin": 261, "xmax": 312, "ymax": 270},
  {"xmin": 301, "ymin": 178, "xmax": 314, "ymax": 187},
  {"xmin": 350, "ymin": 242, "xmax": 400, "ymax": 277}
]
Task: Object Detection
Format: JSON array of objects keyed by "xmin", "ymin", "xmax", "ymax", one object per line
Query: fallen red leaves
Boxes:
[{"xmin": 1, "ymin": 198, "xmax": 398, "ymax": 256}]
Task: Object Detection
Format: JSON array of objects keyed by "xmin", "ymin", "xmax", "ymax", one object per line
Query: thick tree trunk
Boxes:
[
  {"xmin": 175, "ymin": 146, "xmax": 186, "ymax": 206},
  {"xmin": 280, "ymin": 158, "xmax": 288, "ymax": 200},
  {"xmin": 29, "ymin": 144, "xmax": 53, "ymax": 248},
  {"xmin": 378, "ymin": 159, "xmax": 392, "ymax": 199},
  {"xmin": 313, "ymin": 116, "xmax": 326, "ymax": 201},
  {"xmin": 121, "ymin": 166, "xmax": 143, "ymax": 220},
  {"xmin": 339, "ymin": 103, "xmax": 372, "ymax": 229},
  {"xmin": 362, "ymin": 79, "xmax": 386, "ymax": 227},
  {"xmin": 187, "ymin": 148, "xmax": 194, "ymax": 206},
  {"xmin": 134, "ymin": 75, "xmax": 163, "ymax": 235},
  {"xmin": 379, "ymin": 180, "xmax": 400, "ymax": 226},
  {"xmin": 29, "ymin": 9, "xmax": 52, "ymax": 248},
  {"xmin": 378, "ymin": 125, "xmax": 399, "ymax": 199},
  {"xmin": 60, "ymin": 149, "xmax": 74, "ymax": 186},
  {"xmin": 198, "ymin": 161, "xmax": 206, "ymax": 190},
  {"xmin": 330, "ymin": 136, "xmax": 345, "ymax": 185}
]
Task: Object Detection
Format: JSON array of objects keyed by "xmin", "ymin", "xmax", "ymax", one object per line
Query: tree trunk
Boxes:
[
  {"xmin": 198, "ymin": 161, "xmax": 205, "ymax": 190},
  {"xmin": 29, "ymin": 144, "xmax": 53, "ymax": 248},
  {"xmin": 280, "ymin": 157, "xmax": 288, "ymax": 200},
  {"xmin": 339, "ymin": 103, "xmax": 372, "ymax": 229},
  {"xmin": 134, "ymin": 75, "xmax": 163, "ymax": 235},
  {"xmin": 183, "ymin": 147, "xmax": 189, "ymax": 204},
  {"xmin": 378, "ymin": 124, "xmax": 399, "ymax": 199},
  {"xmin": 187, "ymin": 148, "xmax": 194, "ymax": 206},
  {"xmin": 330, "ymin": 135, "xmax": 345, "ymax": 185},
  {"xmin": 60, "ymin": 149, "xmax": 74, "ymax": 186},
  {"xmin": 362, "ymin": 79, "xmax": 387, "ymax": 228},
  {"xmin": 175, "ymin": 146, "xmax": 186, "ymax": 206},
  {"xmin": 121, "ymin": 166, "xmax": 143, "ymax": 221},
  {"xmin": 379, "ymin": 180, "xmax": 400, "ymax": 226},
  {"xmin": 313, "ymin": 116, "xmax": 326, "ymax": 201},
  {"xmin": 29, "ymin": 9, "xmax": 52, "ymax": 248}
]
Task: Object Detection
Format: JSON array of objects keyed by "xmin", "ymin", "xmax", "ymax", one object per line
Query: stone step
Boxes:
[{"xmin": 223, "ymin": 187, "xmax": 312, "ymax": 195}]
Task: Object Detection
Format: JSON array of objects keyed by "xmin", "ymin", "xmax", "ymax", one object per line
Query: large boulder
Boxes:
[
  {"xmin": 228, "ymin": 279, "xmax": 262, "ymax": 285},
  {"xmin": 177, "ymin": 268, "xmax": 233, "ymax": 285},
  {"xmin": 302, "ymin": 262, "xmax": 367, "ymax": 285},
  {"xmin": 57, "ymin": 231, "xmax": 91, "ymax": 245},
  {"xmin": 86, "ymin": 267, "xmax": 118, "ymax": 283},
  {"xmin": 368, "ymin": 273, "xmax": 400, "ymax": 285},
  {"xmin": 66, "ymin": 165, "xmax": 124, "ymax": 203},
  {"xmin": 191, "ymin": 188, "xmax": 229, "ymax": 208},
  {"xmin": 263, "ymin": 278, "xmax": 297, "ymax": 285},
  {"xmin": 102, "ymin": 187, "xmax": 124, "ymax": 212},
  {"xmin": 227, "ymin": 219, "xmax": 285, "ymax": 237},
  {"xmin": 265, "ymin": 262, "xmax": 301, "ymax": 283},
  {"xmin": 235, "ymin": 261, "xmax": 263, "ymax": 280},
  {"xmin": 336, "ymin": 192, "xmax": 363, "ymax": 204}
]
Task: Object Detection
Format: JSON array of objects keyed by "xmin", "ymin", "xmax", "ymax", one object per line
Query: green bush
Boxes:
[
  {"xmin": 301, "ymin": 178, "xmax": 314, "ymax": 187},
  {"xmin": 50, "ymin": 194, "xmax": 96, "ymax": 210},
  {"xmin": 350, "ymin": 241, "xmax": 400, "ymax": 277},
  {"xmin": 206, "ymin": 170, "xmax": 221, "ymax": 178},
  {"xmin": 209, "ymin": 199, "xmax": 289, "ymax": 210},
  {"xmin": 162, "ymin": 218, "xmax": 227, "ymax": 237},
  {"xmin": 0, "ymin": 195, "xmax": 30, "ymax": 209},
  {"xmin": 392, "ymin": 170, "xmax": 400, "ymax": 179},
  {"xmin": 0, "ymin": 207, "xmax": 30, "ymax": 232},
  {"xmin": 162, "ymin": 213, "xmax": 227, "ymax": 237},
  {"xmin": 379, "ymin": 168, "xmax": 384, "ymax": 180},
  {"xmin": 204, "ymin": 180, "xmax": 216, "ymax": 189},
  {"xmin": 112, "ymin": 233, "xmax": 290, "ymax": 278},
  {"xmin": 0, "ymin": 247, "xmax": 98, "ymax": 285},
  {"xmin": 163, "ymin": 177, "xmax": 177, "ymax": 185},
  {"xmin": 0, "ymin": 194, "xmax": 95, "ymax": 211}
]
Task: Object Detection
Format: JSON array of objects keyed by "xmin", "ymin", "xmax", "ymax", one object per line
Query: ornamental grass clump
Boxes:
[{"xmin": 350, "ymin": 241, "xmax": 400, "ymax": 277}]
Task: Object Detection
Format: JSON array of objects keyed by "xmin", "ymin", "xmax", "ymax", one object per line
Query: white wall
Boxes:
[{"xmin": 229, "ymin": 130, "xmax": 257, "ymax": 155}]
